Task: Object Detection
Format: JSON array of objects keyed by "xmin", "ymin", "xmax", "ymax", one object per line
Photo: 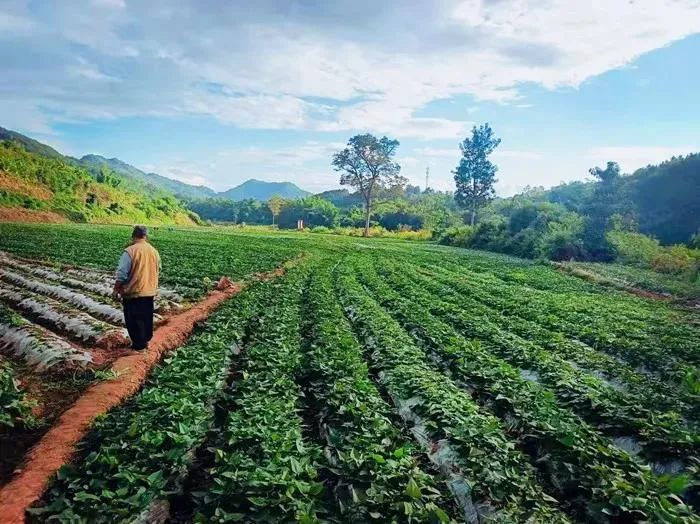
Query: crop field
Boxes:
[{"xmin": 0, "ymin": 223, "xmax": 698, "ymax": 523}]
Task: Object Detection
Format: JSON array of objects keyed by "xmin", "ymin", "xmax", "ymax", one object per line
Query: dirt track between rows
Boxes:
[{"xmin": 0, "ymin": 276, "xmax": 255, "ymax": 523}]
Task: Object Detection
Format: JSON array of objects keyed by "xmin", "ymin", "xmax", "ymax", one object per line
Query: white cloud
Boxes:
[
  {"xmin": 587, "ymin": 146, "xmax": 698, "ymax": 173},
  {"xmin": 2, "ymin": 0, "xmax": 698, "ymax": 140}
]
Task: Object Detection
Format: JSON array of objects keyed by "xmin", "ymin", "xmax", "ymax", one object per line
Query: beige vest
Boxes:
[{"xmin": 123, "ymin": 239, "xmax": 160, "ymax": 298}]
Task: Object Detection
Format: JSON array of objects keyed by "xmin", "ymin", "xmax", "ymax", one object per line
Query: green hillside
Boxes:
[
  {"xmin": 544, "ymin": 154, "xmax": 699, "ymax": 245},
  {"xmin": 79, "ymin": 154, "xmax": 216, "ymax": 199},
  {"xmin": 0, "ymin": 126, "xmax": 63, "ymax": 159},
  {"xmin": 0, "ymin": 141, "xmax": 197, "ymax": 225}
]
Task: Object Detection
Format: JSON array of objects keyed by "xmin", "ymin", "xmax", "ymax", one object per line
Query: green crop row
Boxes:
[
  {"xmin": 300, "ymin": 262, "xmax": 457, "ymax": 522},
  {"xmin": 354, "ymin": 255, "xmax": 696, "ymax": 522},
  {"xmin": 0, "ymin": 358, "xmax": 35, "ymax": 429},
  {"xmin": 409, "ymin": 261, "xmax": 699, "ymax": 424},
  {"xmin": 376, "ymin": 258, "xmax": 697, "ymax": 460},
  {"xmin": 195, "ymin": 265, "xmax": 328, "ymax": 523},
  {"xmin": 30, "ymin": 280, "xmax": 271, "ymax": 522},
  {"xmin": 0, "ymin": 223, "xmax": 304, "ymax": 298},
  {"xmin": 427, "ymin": 258, "xmax": 700, "ymax": 394},
  {"xmin": 333, "ymin": 260, "xmax": 571, "ymax": 523}
]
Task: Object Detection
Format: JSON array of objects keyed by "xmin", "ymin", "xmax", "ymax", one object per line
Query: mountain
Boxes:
[
  {"xmin": 0, "ymin": 126, "xmax": 63, "ymax": 159},
  {"xmin": 0, "ymin": 141, "xmax": 197, "ymax": 225},
  {"xmin": 1, "ymin": 127, "xmax": 313, "ymax": 204},
  {"xmin": 79, "ymin": 154, "xmax": 216, "ymax": 199},
  {"xmin": 218, "ymin": 179, "xmax": 310, "ymax": 201}
]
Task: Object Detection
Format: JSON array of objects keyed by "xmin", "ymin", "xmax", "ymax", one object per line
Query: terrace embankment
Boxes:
[{"xmin": 0, "ymin": 266, "xmax": 286, "ymax": 523}]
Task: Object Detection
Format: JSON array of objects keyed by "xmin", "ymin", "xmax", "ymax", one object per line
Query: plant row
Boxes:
[
  {"xmin": 0, "ymin": 357, "xmax": 36, "ymax": 429},
  {"xmin": 377, "ymin": 259, "xmax": 697, "ymax": 459},
  {"xmin": 0, "ymin": 304, "xmax": 92, "ymax": 370},
  {"xmin": 0, "ymin": 268, "xmax": 124, "ymax": 325},
  {"xmin": 0, "ymin": 281, "xmax": 126, "ymax": 348},
  {"xmin": 195, "ymin": 265, "xmax": 329, "ymax": 523},
  {"xmin": 30, "ymin": 278, "xmax": 271, "ymax": 522},
  {"xmin": 299, "ymin": 262, "xmax": 458, "ymax": 522},
  {"xmin": 410, "ymin": 262, "xmax": 699, "ymax": 424},
  {"xmin": 0, "ymin": 253, "xmax": 182, "ymax": 315},
  {"xmin": 354, "ymin": 256, "xmax": 696, "ymax": 522},
  {"xmin": 333, "ymin": 260, "xmax": 571, "ymax": 523},
  {"xmin": 426, "ymin": 259, "xmax": 700, "ymax": 393}
]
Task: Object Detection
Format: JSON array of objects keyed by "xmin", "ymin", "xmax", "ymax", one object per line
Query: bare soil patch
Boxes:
[{"xmin": 0, "ymin": 207, "xmax": 67, "ymax": 224}]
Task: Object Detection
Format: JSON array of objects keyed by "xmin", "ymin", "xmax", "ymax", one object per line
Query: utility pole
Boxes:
[{"xmin": 425, "ymin": 166, "xmax": 430, "ymax": 191}]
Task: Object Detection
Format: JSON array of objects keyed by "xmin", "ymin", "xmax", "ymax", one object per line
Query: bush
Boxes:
[
  {"xmin": 607, "ymin": 230, "xmax": 700, "ymax": 276},
  {"xmin": 437, "ymin": 225, "xmax": 474, "ymax": 248}
]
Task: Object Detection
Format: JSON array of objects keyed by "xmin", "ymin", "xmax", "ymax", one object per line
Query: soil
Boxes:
[
  {"xmin": 0, "ymin": 207, "xmax": 67, "ymax": 224},
  {"xmin": 0, "ymin": 370, "xmax": 88, "ymax": 485},
  {"xmin": 0, "ymin": 171, "xmax": 53, "ymax": 201},
  {"xmin": 0, "ymin": 280, "xmax": 247, "ymax": 523}
]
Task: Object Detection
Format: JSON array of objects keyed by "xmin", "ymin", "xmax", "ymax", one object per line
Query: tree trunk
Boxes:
[
  {"xmin": 272, "ymin": 214, "xmax": 275, "ymax": 226},
  {"xmin": 470, "ymin": 205, "xmax": 476, "ymax": 226},
  {"xmin": 364, "ymin": 198, "xmax": 371, "ymax": 237}
]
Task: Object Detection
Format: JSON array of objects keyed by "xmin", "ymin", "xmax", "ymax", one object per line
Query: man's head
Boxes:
[{"xmin": 132, "ymin": 225, "xmax": 148, "ymax": 240}]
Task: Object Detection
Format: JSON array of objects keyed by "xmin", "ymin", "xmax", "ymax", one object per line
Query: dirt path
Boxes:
[{"xmin": 0, "ymin": 281, "xmax": 247, "ymax": 523}]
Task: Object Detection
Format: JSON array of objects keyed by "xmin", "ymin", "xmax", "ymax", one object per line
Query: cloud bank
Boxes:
[{"xmin": 2, "ymin": 0, "xmax": 699, "ymax": 140}]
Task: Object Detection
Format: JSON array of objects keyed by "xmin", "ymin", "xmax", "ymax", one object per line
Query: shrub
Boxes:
[
  {"xmin": 437, "ymin": 225, "xmax": 474, "ymax": 247},
  {"xmin": 607, "ymin": 230, "xmax": 700, "ymax": 276}
]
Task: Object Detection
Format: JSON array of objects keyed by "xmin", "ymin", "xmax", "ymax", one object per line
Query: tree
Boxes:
[
  {"xmin": 332, "ymin": 134, "xmax": 405, "ymax": 237},
  {"xmin": 583, "ymin": 161, "xmax": 625, "ymax": 260},
  {"xmin": 278, "ymin": 197, "xmax": 339, "ymax": 229},
  {"xmin": 453, "ymin": 123, "xmax": 501, "ymax": 226},
  {"xmin": 268, "ymin": 195, "xmax": 285, "ymax": 226}
]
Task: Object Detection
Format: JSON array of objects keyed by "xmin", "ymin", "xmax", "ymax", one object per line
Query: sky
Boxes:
[{"xmin": 1, "ymin": 0, "xmax": 699, "ymax": 196}]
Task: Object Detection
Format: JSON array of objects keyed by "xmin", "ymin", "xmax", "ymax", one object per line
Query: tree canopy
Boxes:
[
  {"xmin": 453, "ymin": 123, "xmax": 501, "ymax": 226},
  {"xmin": 332, "ymin": 134, "xmax": 406, "ymax": 236}
]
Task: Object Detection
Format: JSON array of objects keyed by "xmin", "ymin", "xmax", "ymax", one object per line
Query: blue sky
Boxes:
[{"xmin": 1, "ymin": 0, "xmax": 699, "ymax": 195}]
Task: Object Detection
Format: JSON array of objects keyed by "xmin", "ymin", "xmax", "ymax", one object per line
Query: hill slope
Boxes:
[
  {"xmin": 218, "ymin": 179, "xmax": 310, "ymax": 201},
  {"xmin": 79, "ymin": 155, "xmax": 216, "ymax": 199},
  {"xmin": 544, "ymin": 154, "xmax": 699, "ymax": 244},
  {"xmin": 0, "ymin": 141, "xmax": 197, "ymax": 225},
  {"xmin": 0, "ymin": 126, "xmax": 63, "ymax": 159}
]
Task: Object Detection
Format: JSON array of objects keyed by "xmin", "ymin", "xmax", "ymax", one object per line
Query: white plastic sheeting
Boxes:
[
  {"xmin": 0, "ymin": 268, "xmax": 124, "ymax": 324},
  {"xmin": 0, "ymin": 282, "xmax": 125, "ymax": 344},
  {"xmin": 0, "ymin": 319, "xmax": 92, "ymax": 370}
]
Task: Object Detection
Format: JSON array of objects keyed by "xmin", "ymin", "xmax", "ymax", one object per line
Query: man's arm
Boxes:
[{"xmin": 112, "ymin": 251, "xmax": 131, "ymax": 299}]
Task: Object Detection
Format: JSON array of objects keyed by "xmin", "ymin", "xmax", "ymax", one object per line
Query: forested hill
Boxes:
[
  {"xmin": 218, "ymin": 179, "xmax": 310, "ymax": 201},
  {"xmin": 544, "ymin": 154, "xmax": 700, "ymax": 244},
  {"xmin": 0, "ymin": 127, "xmax": 310, "ymax": 202},
  {"xmin": 80, "ymin": 154, "xmax": 217, "ymax": 199},
  {"xmin": 0, "ymin": 141, "xmax": 197, "ymax": 225}
]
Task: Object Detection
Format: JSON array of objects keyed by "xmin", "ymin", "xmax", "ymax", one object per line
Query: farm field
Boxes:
[{"xmin": 0, "ymin": 223, "xmax": 698, "ymax": 523}]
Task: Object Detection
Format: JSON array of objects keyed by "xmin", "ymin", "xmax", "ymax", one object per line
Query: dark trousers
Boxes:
[{"xmin": 123, "ymin": 296, "xmax": 154, "ymax": 350}]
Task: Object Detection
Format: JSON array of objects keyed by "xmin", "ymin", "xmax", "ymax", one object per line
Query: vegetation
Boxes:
[
  {"xmin": 0, "ymin": 141, "xmax": 196, "ymax": 225},
  {"xmin": 332, "ymin": 134, "xmax": 406, "ymax": 237},
  {"xmin": 453, "ymin": 124, "xmax": 501, "ymax": 226},
  {"xmin": 0, "ymin": 223, "xmax": 693, "ymax": 522}
]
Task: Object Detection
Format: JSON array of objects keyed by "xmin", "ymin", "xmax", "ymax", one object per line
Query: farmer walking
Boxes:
[{"xmin": 112, "ymin": 225, "xmax": 161, "ymax": 351}]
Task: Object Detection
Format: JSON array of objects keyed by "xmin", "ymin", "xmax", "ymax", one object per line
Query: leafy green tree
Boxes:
[
  {"xmin": 453, "ymin": 123, "xmax": 501, "ymax": 226},
  {"xmin": 583, "ymin": 161, "xmax": 627, "ymax": 260},
  {"xmin": 332, "ymin": 134, "xmax": 405, "ymax": 237},
  {"xmin": 268, "ymin": 195, "xmax": 285, "ymax": 226},
  {"xmin": 278, "ymin": 196, "xmax": 339, "ymax": 229}
]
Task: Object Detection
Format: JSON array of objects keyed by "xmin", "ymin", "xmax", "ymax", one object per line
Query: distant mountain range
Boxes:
[
  {"xmin": 79, "ymin": 154, "xmax": 311, "ymax": 202},
  {"xmin": 0, "ymin": 126, "xmax": 311, "ymax": 202}
]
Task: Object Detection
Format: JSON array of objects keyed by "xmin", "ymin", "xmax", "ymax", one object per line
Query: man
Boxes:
[{"xmin": 112, "ymin": 225, "xmax": 161, "ymax": 351}]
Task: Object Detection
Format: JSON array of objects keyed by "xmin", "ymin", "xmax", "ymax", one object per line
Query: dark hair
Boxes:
[{"xmin": 132, "ymin": 225, "xmax": 148, "ymax": 238}]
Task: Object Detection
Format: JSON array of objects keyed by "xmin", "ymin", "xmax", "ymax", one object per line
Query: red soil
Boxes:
[
  {"xmin": 0, "ymin": 207, "xmax": 67, "ymax": 224},
  {"xmin": 0, "ymin": 281, "xmax": 246, "ymax": 523}
]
